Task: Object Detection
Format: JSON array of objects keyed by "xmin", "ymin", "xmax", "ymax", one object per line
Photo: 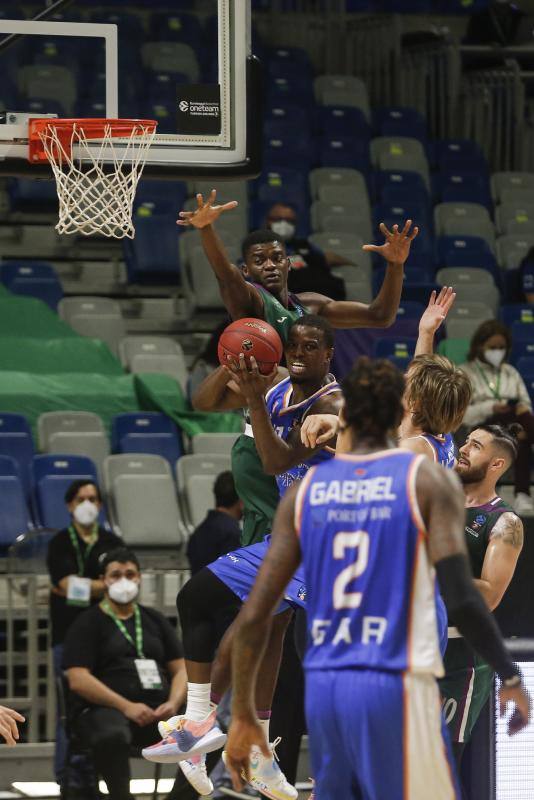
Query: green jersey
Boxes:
[
  {"xmin": 465, "ymin": 496, "xmax": 512, "ymax": 578},
  {"xmin": 233, "ymin": 285, "xmax": 309, "ymax": 545}
]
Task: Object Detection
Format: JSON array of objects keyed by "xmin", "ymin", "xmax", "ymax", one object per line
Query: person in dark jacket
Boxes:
[{"xmin": 186, "ymin": 471, "xmax": 243, "ymax": 575}]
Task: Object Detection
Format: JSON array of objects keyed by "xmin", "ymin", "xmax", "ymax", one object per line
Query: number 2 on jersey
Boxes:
[{"xmin": 332, "ymin": 531, "xmax": 370, "ymax": 609}]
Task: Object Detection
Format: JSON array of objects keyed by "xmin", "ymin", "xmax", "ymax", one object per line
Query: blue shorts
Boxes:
[
  {"xmin": 306, "ymin": 669, "xmax": 460, "ymax": 800},
  {"xmin": 207, "ymin": 539, "xmax": 307, "ymax": 614},
  {"xmin": 436, "ymin": 591, "xmax": 448, "ymax": 658}
]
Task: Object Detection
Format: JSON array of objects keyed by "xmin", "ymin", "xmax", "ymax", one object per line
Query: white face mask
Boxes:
[
  {"xmin": 270, "ymin": 220, "xmax": 296, "ymax": 241},
  {"xmin": 108, "ymin": 578, "xmax": 139, "ymax": 605},
  {"xmin": 73, "ymin": 500, "xmax": 99, "ymax": 527},
  {"xmin": 483, "ymin": 348, "xmax": 506, "ymax": 369}
]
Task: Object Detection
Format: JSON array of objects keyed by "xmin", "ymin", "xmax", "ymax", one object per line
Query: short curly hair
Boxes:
[
  {"xmin": 341, "ymin": 357, "xmax": 405, "ymax": 436},
  {"xmin": 404, "ymin": 354, "xmax": 472, "ymax": 435}
]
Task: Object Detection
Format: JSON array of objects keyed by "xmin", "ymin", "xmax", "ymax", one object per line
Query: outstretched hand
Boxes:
[
  {"xmin": 176, "ymin": 189, "xmax": 238, "ymax": 230},
  {"xmin": 363, "ymin": 220, "xmax": 419, "ymax": 266},
  {"xmin": 229, "ymin": 354, "xmax": 278, "ymax": 405},
  {"xmin": 419, "ymin": 286, "xmax": 456, "ymax": 336}
]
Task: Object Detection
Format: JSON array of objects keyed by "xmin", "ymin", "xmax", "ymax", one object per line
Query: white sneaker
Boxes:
[
  {"xmin": 224, "ymin": 738, "xmax": 298, "ymax": 800},
  {"xmin": 179, "ymin": 754, "xmax": 214, "ymax": 796},
  {"xmin": 514, "ymin": 492, "xmax": 534, "ymax": 516}
]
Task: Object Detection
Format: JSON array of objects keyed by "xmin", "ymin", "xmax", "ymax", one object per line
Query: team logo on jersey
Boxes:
[
  {"xmin": 471, "ymin": 514, "xmax": 487, "ymax": 531},
  {"xmin": 297, "ymin": 585, "xmax": 307, "ymax": 601}
]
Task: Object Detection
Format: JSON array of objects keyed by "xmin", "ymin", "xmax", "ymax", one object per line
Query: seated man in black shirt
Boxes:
[
  {"xmin": 47, "ymin": 479, "xmax": 122, "ymax": 791},
  {"xmin": 63, "ymin": 548, "xmax": 187, "ymax": 800},
  {"xmin": 186, "ymin": 471, "xmax": 242, "ymax": 575}
]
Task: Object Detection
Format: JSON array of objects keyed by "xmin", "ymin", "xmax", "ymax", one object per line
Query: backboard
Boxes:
[{"xmin": 0, "ymin": 0, "xmax": 261, "ymax": 180}]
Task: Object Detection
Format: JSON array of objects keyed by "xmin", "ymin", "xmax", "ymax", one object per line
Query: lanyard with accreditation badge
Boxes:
[
  {"xmin": 65, "ymin": 525, "xmax": 98, "ymax": 607},
  {"xmin": 101, "ymin": 600, "xmax": 162, "ymax": 689},
  {"xmin": 475, "ymin": 363, "xmax": 501, "ymax": 399}
]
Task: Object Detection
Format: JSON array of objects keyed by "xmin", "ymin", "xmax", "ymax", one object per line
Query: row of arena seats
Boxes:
[{"xmin": 0, "ymin": 407, "xmax": 241, "ymax": 549}]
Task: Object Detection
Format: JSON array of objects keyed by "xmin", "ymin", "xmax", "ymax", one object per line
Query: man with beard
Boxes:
[{"xmin": 441, "ymin": 424, "xmax": 524, "ymax": 768}]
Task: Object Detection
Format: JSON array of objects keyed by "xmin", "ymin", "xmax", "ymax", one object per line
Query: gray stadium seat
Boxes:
[
  {"xmin": 314, "ymin": 75, "xmax": 370, "ymax": 117},
  {"xmin": 434, "ymin": 203, "xmax": 491, "ymax": 237},
  {"xmin": 58, "ymin": 297, "xmax": 125, "ymax": 357},
  {"xmin": 38, "ymin": 411, "xmax": 109, "ymax": 480},
  {"xmin": 183, "ymin": 197, "xmax": 248, "ymax": 237},
  {"xmin": 491, "ymin": 172, "xmax": 534, "ymax": 203},
  {"xmin": 446, "ymin": 301, "xmax": 494, "ymax": 322},
  {"xmin": 499, "ymin": 187, "xmax": 534, "ymax": 206},
  {"xmin": 18, "ymin": 65, "xmax": 77, "ymax": 115},
  {"xmin": 141, "ymin": 42, "xmax": 200, "ymax": 82},
  {"xmin": 436, "ymin": 267, "xmax": 495, "ymax": 287},
  {"xmin": 309, "ymin": 232, "xmax": 370, "ymax": 272},
  {"xmin": 309, "ymin": 168, "xmax": 367, "ymax": 199},
  {"xmin": 310, "ymin": 201, "xmax": 372, "ymax": 239},
  {"xmin": 119, "ymin": 336, "xmax": 182, "ymax": 368},
  {"xmin": 445, "ymin": 318, "xmax": 489, "ymax": 340},
  {"xmin": 190, "ymin": 181, "xmax": 249, "ymax": 206},
  {"xmin": 130, "ymin": 354, "xmax": 188, "ymax": 391},
  {"xmin": 439, "ymin": 281, "xmax": 500, "ymax": 315},
  {"xmin": 371, "ymin": 136, "xmax": 430, "ymax": 188},
  {"xmin": 331, "ymin": 267, "xmax": 372, "ymax": 302},
  {"xmin": 317, "ymin": 184, "xmax": 370, "ymax": 208},
  {"xmin": 191, "ymin": 432, "xmax": 242, "ymax": 456},
  {"xmin": 495, "ymin": 202, "xmax": 534, "ymax": 236},
  {"xmin": 176, "ymin": 454, "xmax": 231, "ymax": 529},
  {"xmin": 104, "ymin": 454, "xmax": 186, "ymax": 546},
  {"xmin": 187, "ymin": 246, "xmax": 228, "ymax": 309},
  {"xmin": 496, "ymin": 234, "xmax": 534, "ymax": 270},
  {"xmin": 440, "ymin": 218, "xmax": 496, "ymax": 251}
]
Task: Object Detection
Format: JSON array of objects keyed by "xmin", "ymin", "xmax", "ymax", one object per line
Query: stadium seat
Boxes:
[
  {"xmin": 437, "ymin": 236, "xmax": 497, "ymax": 269},
  {"xmin": 58, "ymin": 297, "xmax": 126, "ymax": 357},
  {"xmin": 511, "ymin": 320, "xmax": 534, "ymax": 343},
  {"xmin": 0, "ymin": 456, "xmax": 32, "ymax": 548},
  {"xmin": 373, "ymin": 107, "xmax": 427, "ymax": 142},
  {"xmin": 435, "ymin": 172, "xmax": 491, "ymax": 207},
  {"xmin": 191, "ymin": 432, "xmax": 241, "ymax": 456},
  {"xmin": 141, "ymin": 42, "xmax": 200, "ymax": 81},
  {"xmin": 317, "ymin": 183, "xmax": 370, "ymax": 209},
  {"xmin": 309, "ymin": 167, "xmax": 368, "ymax": 199},
  {"xmin": 311, "ymin": 201, "xmax": 372, "ymax": 239},
  {"xmin": 32, "ymin": 454, "xmax": 99, "ymax": 529},
  {"xmin": 150, "ymin": 11, "xmax": 204, "ymax": 47},
  {"xmin": 256, "ymin": 168, "xmax": 309, "ymax": 212},
  {"xmin": 511, "ymin": 338, "xmax": 534, "ymax": 364},
  {"xmin": 445, "ymin": 318, "xmax": 488, "ymax": 340},
  {"xmin": 37, "ymin": 411, "xmax": 110, "ymax": 481},
  {"xmin": 395, "ymin": 301, "xmax": 425, "ymax": 321},
  {"xmin": 18, "ymin": 64, "xmax": 77, "ymax": 115},
  {"xmin": 130, "ymin": 354, "xmax": 188, "ymax": 392},
  {"xmin": 373, "ymin": 337, "xmax": 417, "ymax": 359},
  {"xmin": 434, "ymin": 203, "xmax": 491, "ymax": 237},
  {"xmin": 176, "ymin": 454, "xmax": 231, "ymax": 529},
  {"xmin": 104, "ymin": 454, "xmax": 186, "ymax": 546},
  {"xmin": 314, "ymin": 75, "xmax": 370, "ymax": 119},
  {"xmin": 7, "ymin": 177, "xmax": 59, "ymax": 213},
  {"xmin": 491, "ymin": 172, "xmax": 534, "ymax": 204},
  {"xmin": 263, "ymin": 133, "xmax": 316, "ymax": 170},
  {"xmin": 135, "ymin": 180, "xmax": 188, "ymax": 210},
  {"xmin": 371, "ymin": 137, "xmax": 429, "ymax": 188},
  {"xmin": 499, "ymin": 187, "xmax": 534, "ymax": 207},
  {"xmin": 318, "ymin": 135, "xmax": 370, "ymax": 171},
  {"xmin": 434, "ymin": 139, "xmax": 487, "ymax": 172},
  {"xmin": 516, "ymin": 356, "xmax": 534, "ymax": 375},
  {"xmin": 0, "ymin": 261, "xmax": 63, "ymax": 311},
  {"xmin": 123, "ymin": 207, "xmax": 180, "ymax": 284},
  {"xmin": 495, "ymin": 203, "xmax": 534, "ymax": 236},
  {"xmin": 317, "ymin": 106, "xmax": 370, "ymax": 138},
  {"xmin": 111, "ymin": 412, "xmax": 183, "ymax": 468},
  {"xmin": 267, "ymin": 47, "xmax": 313, "ymax": 80},
  {"xmin": 375, "ymin": 171, "xmax": 429, "ymax": 206},
  {"xmin": 267, "ymin": 75, "xmax": 315, "ymax": 104},
  {"xmin": 448, "ymin": 301, "xmax": 494, "ymax": 323},
  {"xmin": 185, "ymin": 247, "xmax": 229, "ymax": 310},
  {"xmin": 496, "ymin": 235, "xmax": 534, "ymax": 270},
  {"xmin": 119, "ymin": 335, "xmax": 183, "ymax": 366},
  {"xmin": 0, "ymin": 413, "xmax": 34, "ymax": 500},
  {"xmin": 308, "ymin": 232, "xmax": 371, "ymax": 272},
  {"xmin": 374, "ymin": 202, "xmax": 431, "ymax": 231},
  {"xmin": 500, "ymin": 304, "xmax": 534, "ymax": 326}
]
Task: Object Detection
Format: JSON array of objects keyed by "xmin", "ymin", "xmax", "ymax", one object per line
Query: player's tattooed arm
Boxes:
[
  {"xmin": 227, "ymin": 484, "xmax": 301, "ymax": 787},
  {"xmin": 177, "ymin": 190, "xmax": 264, "ymax": 320},
  {"xmin": 474, "ymin": 512, "xmax": 523, "ymax": 611}
]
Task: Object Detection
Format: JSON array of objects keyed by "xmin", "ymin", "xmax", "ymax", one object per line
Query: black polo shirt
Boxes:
[
  {"xmin": 186, "ymin": 509, "xmax": 242, "ymax": 574},
  {"xmin": 47, "ymin": 526, "xmax": 123, "ymax": 646}
]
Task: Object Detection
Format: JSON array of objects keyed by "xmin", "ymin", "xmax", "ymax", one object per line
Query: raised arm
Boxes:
[
  {"xmin": 233, "ymin": 355, "xmax": 341, "ymax": 474},
  {"xmin": 300, "ymin": 220, "xmax": 418, "ymax": 328},
  {"xmin": 418, "ymin": 460, "xmax": 530, "ymax": 734},
  {"xmin": 177, "ymin": 190, "xmax": 263, "ymax": 319},
  {"xmin": 415, "ymin": 286, "xmax": 456, "ymax": 356},
  {"xmin": 226, "ymin": 482, "xmax": 302, "ymax": 786},
  {"xmin": 475, "ymin": 512, "xmax": 523, "ymax": 611}
]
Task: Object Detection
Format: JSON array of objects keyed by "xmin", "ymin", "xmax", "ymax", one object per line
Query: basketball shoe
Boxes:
[
  {"xmin": 154, "ymin": 716, "xmax": 214, "ymax": 795},
  {"xmin": 223, "ymin": 737, "xmax": 298, "ymax": 800},
  {"xmin": 142, "ymin": 709, "xmax": 226, "ymax": 764}
]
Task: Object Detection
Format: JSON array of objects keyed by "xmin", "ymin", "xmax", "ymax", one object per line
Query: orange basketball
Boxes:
[{"xmin": 218, "ymin": 318, "xmax": 283, "ymax": 375}]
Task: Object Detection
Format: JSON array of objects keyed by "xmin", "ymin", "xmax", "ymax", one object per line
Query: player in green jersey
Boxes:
[
  {"xmin": 441, "ymin": 423, "xmax": 524, "ymax": 770},
  {"xmin": 178, "ymin": 190, "xmax": 418, "ymax": 544}
]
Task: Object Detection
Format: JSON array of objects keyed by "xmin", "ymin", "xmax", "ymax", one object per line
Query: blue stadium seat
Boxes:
[
  {"xmin": 500, "ymin": 304, "xmax": 534, "ymax": 327},
  {"xmin": 150, "ymin": 12, "xmax": 204, "ymax": 49},
  {"xmin": 317, "ymin": 106, "xmax": 370, "ymax": 138},
  {"xmin": 8, "ymin": 178, "xmax": 58, "ymax": 213},
  {"xmin": 435, "ymin": 172, "xmax": 492, "ymax": 207},
  {"xmin": 0, "ymin": 413, "xmax": 35, "ymax": 501},
  {"xmin": 144, "ymin": 100, "xmax": 177, "ymax": 135},
  {"xmin": 264, "ymin": 118, "xmax": 306, "ymax": 142},
  {"xmin": 373, "ymin": 267, "xmax": 433, "ymax": 295},
  {"xmin": 511, "ymin": 320, "xmax": 534, "ymax": 343},
  {"xmin": 386, "ymin": 354, "xmax": 412, "ymax": 372},
  {"xmin": 265, "ymin": 100, "xmax": 312, "ymax": 127},
  {"xmin": 376, "ymin": 171, "xmax": 429, "ymax": 206},
  {"xmin": 434, "ymin": 139, "xmax": 488, "ymax": 172},
  {"xmin": 318, "ymin": 135, "xmax": 370, "ymax": 171},
  {"xmin": 264, "ymin": 133, "xmax": 316, "ymax": 170},
  {"xmin": 255, "ymin": 169, "xmax": 309, "ymax": 210},
  {"xmin": 268, "ymin": 75, "xmax": 315, "ymax": 105},
  {"xmin": 89, "ymin": 10, "xmax": 145, "ymax": 42},
  {"xmin": 146, "ymin": 71, "xmax": 189, "ymax": 103},
  {"xmin": 401, "ymin": 282, "xmax": 441, "ymax": 306},
  {"xmin": 511, "ymin": 340, "xmax": 534, "ymax": 365},
  {"xmin": 1, "ymin": 261, "xmax": 63, "ymax": 311},
  {"xmin": 524, "ymin": 374, "xmax": 534, "ymax": 404},
  {"xmin": 267, "ymin": 47, "xmax": 313, "ymax": 80},
  {"xmin": 123, "ymin": 205, "xmax": 180, "ymax": 284},
  {"xmin": 32, "ymin": 454, "xmax": 99, "ymax": 529},
  {"xmin": 135, "ymin": 180, "xmax": 188, "ymax": 210},
  {"xmin": 396, "ymin": 301, "xmax": 426, "ymax": 321},
  {"xmin": 373, "ymin": 107, "xmax": 427, "ymax": 142},
  {"xmin": 516, "ymin": 356, "xmax": 534, "ymax": 375},
  {"xmin": 374, "ymin": 202, "xmax": 432, "ymax": 231},
  {"xmin": 0, "ymin": 456, "xmax": 32, "ymax": 549},
  {"xmin": 373, "ymin": 337, "xmax": 417, "ymax": 359},
  {"xmin": 437, "ymin": 236, "xmax": 496, "ymax": 269},
  {"xmin": 111, "ymin": 412, "xmax": 183, "ymax": 466}
]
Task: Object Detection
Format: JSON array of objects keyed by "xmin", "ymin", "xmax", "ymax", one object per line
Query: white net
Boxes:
[{"xmin": 38, "ymin": 120, "xmax": 157, "ymax": 239}]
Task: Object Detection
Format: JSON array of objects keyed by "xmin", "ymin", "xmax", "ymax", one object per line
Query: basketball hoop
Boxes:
[{"xmin": 28, "ymin": 118, "xmax": 157, "ymax": 239}]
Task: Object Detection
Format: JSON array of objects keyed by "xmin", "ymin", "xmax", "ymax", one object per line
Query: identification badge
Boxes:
[
  {"xmin": 135, "ymin": 659, "xmax": 162, "ymax": 690},
  {"xmin": 66, "ymin": 576, "xmax": 91, "ymax": 607}
]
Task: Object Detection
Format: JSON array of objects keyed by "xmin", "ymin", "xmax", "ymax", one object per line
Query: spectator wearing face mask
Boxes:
[
  {"xmin": 264, "ymin": 202, "xmax": 347, "ymax": 299},
  {"xmin": 47, "ymin": 479, "xmax": 122, "ymax": 795},
  {"xmin": 461, "ymin": 320, "xmax": 534, "ymax": 515}
]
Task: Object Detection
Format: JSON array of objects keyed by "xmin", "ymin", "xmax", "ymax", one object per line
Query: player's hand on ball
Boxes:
[
  {"xmin": 230, "ymin": 354, "xmax": 278, "ymax": 403},
  {"xmin": 419, "ymin": 286, "xmax": 456, "ymax": 336},
  {"xmin": 176, "ymin": 189, "xmax": 238, "ymax": 229},
  {"xmin": 226, "ymin": 716, "xmax": 270, "ymax": 792},
  {"xmin": 301, "ymin": 413, "xmax": 340, "ymax": 448},
  {"xmin": 499, "ymin": 681, "xmax": 531, "ymax": 735},
  {"xmin": 362, "ymin": 219, "xmax": 419, "ymax": 266}
]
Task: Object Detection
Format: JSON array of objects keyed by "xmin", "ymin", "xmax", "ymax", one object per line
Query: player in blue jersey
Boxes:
[
  {"xmin": 225, "ymin": 357, "xmax": 530, "ymax": 800},
  {"xmin": 143, "ymin": 316, "xmax": 342, "ymax": 799}
]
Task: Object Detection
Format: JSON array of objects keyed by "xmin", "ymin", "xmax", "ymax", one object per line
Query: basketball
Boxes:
[{"xmin": 218, "ymin": 318, "xmax": 283, "ymax": 375}]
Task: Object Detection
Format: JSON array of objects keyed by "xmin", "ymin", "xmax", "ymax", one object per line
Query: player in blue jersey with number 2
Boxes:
[{"xmin": 226, "ymin": 357, "xmax": 530, "ymax": 800}]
